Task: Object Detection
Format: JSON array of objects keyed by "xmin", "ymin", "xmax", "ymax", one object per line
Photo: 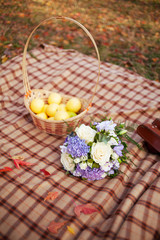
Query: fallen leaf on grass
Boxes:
[
  {"xmin": 74, "ymin": 203, "xmax": 99, "ymax": 217},
  {"xmin": 48, "ymin": 220, "xmax": 67, "ymax": 234},
  {"xmin": 152, "ymin": 58, "xmax": 159, "ymax": 62},
  {"xmin": 34, "ymin": 34, "xmax": 40, "ymax": 39},
  {"xmin": 18, "ymin": 12, "xmax": 25, "ymax": 18},
  {"xmin": 67, "ymin": 226, "xmax": 75, "ymax": 235},
  {"xmin": 44, "ymin": 192, "xmax": 58, "ymax": 201},
  {"xmin": 0, "ymin": 167, "xmax": 13, "ymax": 173},
  {"xmin": 40, "ymin": 169, "xmax": 51, "ymax": 176},
  {"xmin": 1, "ymin": 55, "xmax": 8, "ymax": 63}
]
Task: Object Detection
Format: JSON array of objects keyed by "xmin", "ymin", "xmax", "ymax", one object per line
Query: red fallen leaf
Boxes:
[
  {"xmin": 34, "ymin": 34, "xmax": 40, "ymax": 39},
  {"xmin": 44, "ymin": 192, "xmax": 58, "ymax": 201},
  {"xmin": 0, "ymin": 167, "xmax": 13, "ymax": 173},
  {"xmin": 14, "ymin": 159, "xmax": 35, "ymax": 169},
  {"xmin": 44, "ymin": 31, "xmax": 49, "ymax": 37},
  {"xmin": 0, "ymin": 35, "xmax": 7, "ymax": 41},
  {"xmin": 74, "ymin": 203, "xmax": 99, "ymax": 217},
  {"xmin": 13, "ymin": 159, "xmax": 20, "ymax": 169},
  {"xmin": 48, "ymin": 220, "xmax": 67, "ymax": 234},
  {"xmin": 130, "ymin": 45, "xmax": 137, "ymax": 52},
  {"xmin": 10, "ymin": 155, "xmax": 35, "ymax": 169},
  {"xmin": 40, "ymin": 169, "xmax": 51, "ymax": 176}
]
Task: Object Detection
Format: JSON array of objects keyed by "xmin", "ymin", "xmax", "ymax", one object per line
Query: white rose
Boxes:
[
  {"xmin": 75, "ymin": 124, "xmax": 97, "ymax": 143},
  {"xmin": 61, "ymin": 153, "xmax": 75, "ymax": 171},
  {"xmin": 91, "ymin": 142, "xmax": 113, "ymax": 166}
]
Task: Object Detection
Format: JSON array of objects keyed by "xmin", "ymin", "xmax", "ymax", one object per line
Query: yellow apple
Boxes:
[
  {"xmin": 46, "ymin": 103, "xmax": 59, "ymax": 117},
  {"xmin": 48, "ymin": 92, "xmax": 62, "ymax": 105},
  {"xmin": 37, "ymin": 112, "xmax": 48, "ymax": 119},
  {"xmin": 48, "ymin": 117, "xmax": 55, "ymax": 120},
  {"xmin": 67, "ymin": 111, "xmax": 77, "ymax": 118},
  {"xmin": 42, "ymin": 104, "xmax": 49, "ymax": 113},
  {"xmin": 66, "ymin": 97, "xmax": 81, "ymax": 113},
  {"xmin": 58, "ymin": 103, "xmax": 66, "ymax": 111},
  {"xmin": 30, "ymin": 98, "xmax": 44, "ymax": 114},
  {"xmin": 54, "ymin": 111, "xmax": 69, "ymax": 120}
]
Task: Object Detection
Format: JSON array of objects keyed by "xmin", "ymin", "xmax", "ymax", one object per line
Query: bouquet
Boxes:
[{"xmin": 60, "ymin": 117, "xmax": 140, "ymax": 181}]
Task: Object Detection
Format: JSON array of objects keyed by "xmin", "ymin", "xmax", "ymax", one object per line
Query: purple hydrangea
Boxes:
[
  {"xmin": 73, "ymin": 164, "xmax": 105, "ymax": 181},
  {"xmin": 94, "ymin": 120, "xmax": 117, "ymax": 132},
  {"xmin": 67, "ymin": 136, "xmax": 90, "ymax": 158},
  {"xmin": 64, "ymin": 135, "xmax": 70, "ymax": 144}
]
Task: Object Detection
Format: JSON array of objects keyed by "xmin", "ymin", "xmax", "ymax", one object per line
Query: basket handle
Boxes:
[{"xmin": 22, "ymin": 16, "xmax": 100, "ymax": 110}]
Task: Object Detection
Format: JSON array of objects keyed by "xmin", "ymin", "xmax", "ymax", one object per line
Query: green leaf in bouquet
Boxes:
[
  {"xmin": 108, "ymin": 170, "xmax": 119, "ymax": 178},
  {"xmin": 88, "ymin": 159, "xmax": 93, "ymax": 163},
  {"xmin": 124, "ymin": 121, "xmax": 138, "ymax": 132},
  {"xmin": 92, "ymin": 162, "xmax": 100, "ymax": 168},
  {"xmin": 118, "ymin": 130, "xmax": 128, "ymax": 135},
  {"xmin": 82, "ymin": 177, "xmax": 87, "ymax": 180},
  {"xmin": 98, "ymin": 133, "xmax": 109, "ymax": 143},
  {"xmin": 88, "ymin": 142, "xmax": 93, "ymax": 147},
  {"xmin": 124, "ymin": 134, "xmax": 142, "ymax": 150},
  {"xmin": 69, "ymin": 154, "xmax": 74, "ymax": 159}
]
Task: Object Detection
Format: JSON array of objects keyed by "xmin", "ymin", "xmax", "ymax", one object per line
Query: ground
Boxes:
[{"xmin": 0, "ymin": 0, "xmax": 160, "ymax": 81}]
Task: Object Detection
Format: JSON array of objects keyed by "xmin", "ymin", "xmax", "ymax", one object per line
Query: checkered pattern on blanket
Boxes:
[{"xmin": 0, "ymin": 45, "xmax": 160, "ymax": 240}]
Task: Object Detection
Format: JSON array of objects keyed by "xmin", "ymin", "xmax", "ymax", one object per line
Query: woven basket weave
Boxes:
[{"xmin": 22, "ymin": 16, "xmax": 100, "ymax": 136}]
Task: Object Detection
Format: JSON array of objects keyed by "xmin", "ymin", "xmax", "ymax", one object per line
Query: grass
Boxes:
[{"xmin": 0, "ymin": 0, "xmax": 160, "ymax": 81}]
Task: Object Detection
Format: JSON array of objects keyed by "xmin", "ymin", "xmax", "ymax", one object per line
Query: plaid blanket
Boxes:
[{"xmin": 0, "ymin": 45, "xmax": 160, "ymax": 240}]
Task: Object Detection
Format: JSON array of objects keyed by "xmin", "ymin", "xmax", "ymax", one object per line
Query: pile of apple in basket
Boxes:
[{"xmin": 30, "ymin": 92, "xmax": 81, "ymax": 121}]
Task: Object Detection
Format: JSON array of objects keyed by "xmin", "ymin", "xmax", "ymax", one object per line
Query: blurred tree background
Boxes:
[{"xmin": 0, "ymin": 0, "xmax": 159, "ymax": 81}]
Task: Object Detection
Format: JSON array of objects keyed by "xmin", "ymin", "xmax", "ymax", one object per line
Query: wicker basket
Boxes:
[{"xmin": 22, "ymin": 16, "xmax": 100, "ymax": 136}]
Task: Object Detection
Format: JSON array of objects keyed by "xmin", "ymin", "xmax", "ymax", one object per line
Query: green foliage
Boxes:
[
  {"xmin": 123, "ymin": 134, "xmax": 142, "ymax": 150},
  {"xmin": 0, "ymin": 0, "xmax": 159, "ymax": 80},
  {"xmin": 92, "ymin": 162, "xmax": 100, "ymax": 169}
]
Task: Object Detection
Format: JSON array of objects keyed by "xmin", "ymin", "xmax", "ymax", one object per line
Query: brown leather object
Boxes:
[
  {"xmin": 137, "ymin": 119, "xmax": 160, "ymax": 154},
  {"xmin": 152, "ymin": 118, "xmax": 160, "ymax": 129}
]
